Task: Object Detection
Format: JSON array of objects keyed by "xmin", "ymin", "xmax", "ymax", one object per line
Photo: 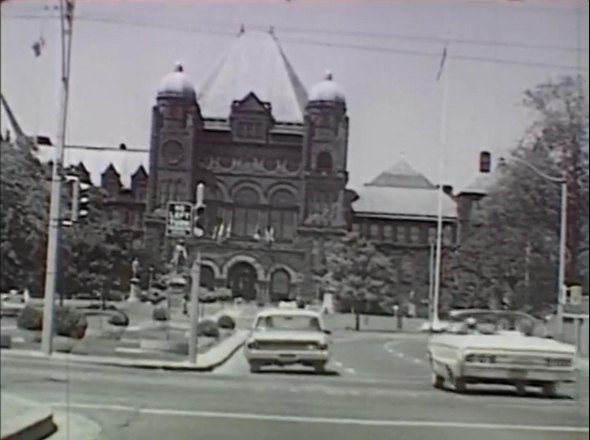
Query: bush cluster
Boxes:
[
  {"xmin": 197, "ymin": 320, "xmax": 220, "ymax": 338},
  {"xmin": 217, "ymin": 314, "xmax": 236, "ymax": 330},
  {"xmin": 152, "ymin": 307, "xmax": 169, "ymax": 322}
]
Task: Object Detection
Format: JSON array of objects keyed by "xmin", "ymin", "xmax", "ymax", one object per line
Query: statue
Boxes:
[
  {"xmin": 131, "ymin": 258, "xmax": 141, "ymax": 280},
  {"xmin": 128, "ymin": 258, "xmax": 141, "ymax": 302},
  {"xmin": 171, "ymin": 239, "xmax": 188, "ymax": 272}
]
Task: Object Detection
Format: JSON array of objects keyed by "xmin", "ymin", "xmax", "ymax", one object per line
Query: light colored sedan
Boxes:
[
  {"xmin": 244, "ymin": 308, "xmax": 331, "ymax": 373},
  {"xmin": 427, "ymin": 309, "xmax": 577, "ymax": 397}
]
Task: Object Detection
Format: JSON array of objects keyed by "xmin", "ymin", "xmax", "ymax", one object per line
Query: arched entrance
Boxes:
[
  {"xmin": 199, "ymin": 266, "xmax": 215, "ymax": 292},
  {"xmin": 228, "ymin": 262, "xmax": 258, "ymax": 301},
  {"xmin": 270, "ymin": 269, "xmax": 291, "ymax": 303}
]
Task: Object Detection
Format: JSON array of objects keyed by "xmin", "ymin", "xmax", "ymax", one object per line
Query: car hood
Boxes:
[
  {"xmin": 432, "ymin": 334, "xmax": 576, "ymax": 355},
  {"xmin": 250, "ymin": 330, "xmax": 327, "ymax": 343}
]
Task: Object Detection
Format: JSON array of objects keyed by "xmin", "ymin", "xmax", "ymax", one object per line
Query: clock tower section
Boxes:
[{"xmin": 146, "ymin": 63, "xmax": 203, "ymax": 214}]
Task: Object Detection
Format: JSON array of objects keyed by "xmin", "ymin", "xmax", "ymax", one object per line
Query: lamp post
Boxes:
[{"xmin": 498, "ymin": 156, "xmax": 567, "ymax": 337}]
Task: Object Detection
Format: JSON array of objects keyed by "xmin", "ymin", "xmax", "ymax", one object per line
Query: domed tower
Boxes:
[
  {"xmin": 302, "ymin": 71, "xmax": 349, "ymax": 228},
  {"xmin": 146, "ymin": 62, "xmax": 203, "ymax": 215}
]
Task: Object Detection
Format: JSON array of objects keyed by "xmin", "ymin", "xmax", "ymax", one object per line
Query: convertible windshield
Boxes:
[
  {"xmin": 446, "ymin": 311, "xmax": 538, "ymax": 336},
  {"xmin": 255, "ymin": 315, "xmax": 322, "ymax": 331}
]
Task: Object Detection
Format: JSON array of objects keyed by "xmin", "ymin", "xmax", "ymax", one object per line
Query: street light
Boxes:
[{"xmin": 498, "ymin": 156, "xmax": 567, "ymax": 337}]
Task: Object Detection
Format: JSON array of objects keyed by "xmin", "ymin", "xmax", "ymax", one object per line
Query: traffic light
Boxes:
[
  {"xmin": 479, "ymin": 151, "xmax": 491, "ymax": 173},
  {"xmin": 193, "ymin": 183, "xmax": 206, "ymax": 237},
  {"xmin": 66, "ymin": 175, "xmax": 91, "ymax": 224}
]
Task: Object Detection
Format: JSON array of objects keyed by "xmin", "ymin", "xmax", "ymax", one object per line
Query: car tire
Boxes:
[
  {"xmin": 313, "ymin": 362, "xmax": 326, "ymax": 374},
  {"xmin": 452, "ymin": 377, "xmax": 467, "ymax": 393},
  {"xmin": 249, "ymin": 362, "xmax": 261, "ymax": 374},
  {"xmin": 432, "ymin": 373, "xmax": 444, "ymax": 389},
  {"xmin": 541, "ymin": 382, "xmax": 557, "ymax": 398},
  {"xmin": 515, "ymin": 382, "xmax": 527, "ymax": 396}
]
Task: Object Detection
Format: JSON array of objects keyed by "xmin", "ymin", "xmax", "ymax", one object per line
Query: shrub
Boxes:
[
  {"xmin": 217, "ymin": 314, "xmax": 236, "ymax": 330},
  {"xmin": 197, "ymin": 319, "xmax": 220, "ymax": 338},
  {"xmin": 108, "ymin": 311, "xmax": 130, "ymax": 327},
  {"xmin": 152, "ymin": 307, "xmax": 169, "ymax": 321},
  {"xmin": 17, "ymin": 305, "xmax": 43, "ymax": 331},
  {"xmin": 55, "ymin": 306, "xmax": 88, "ymax": 339}
]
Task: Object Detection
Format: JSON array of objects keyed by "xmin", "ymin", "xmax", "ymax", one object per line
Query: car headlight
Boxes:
[{"xmin": 246, "ymin": 341, "xmax": 259, "ymax": 350}]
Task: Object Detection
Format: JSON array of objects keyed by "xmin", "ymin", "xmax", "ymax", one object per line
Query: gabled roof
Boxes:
[
  {"xmin": 367, "ymin": 160, "xmax": 435, "ymax": 189},
  {"xmin": 353, "ymin": 185, "xmax": 457, "ymax": 220},
  {"xmin": 353, "ymin": 159, "xmax": 456, "ymax": 220},
  {"xmin": 197, "ymin": 31, "xmax": 308, "ymax": 123},
  {"xmin": 34, "ymin": 144, "xmax": 148, "ymax": 188}
]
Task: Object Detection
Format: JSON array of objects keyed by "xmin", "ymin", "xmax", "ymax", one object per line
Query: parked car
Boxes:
[
  {"xmin": 427, "ymin": 309, "xmax": 576, "ymax": 397},
  {"xmin": 244, "ymin": 308, "xmax": 332, "ymax": 374}
]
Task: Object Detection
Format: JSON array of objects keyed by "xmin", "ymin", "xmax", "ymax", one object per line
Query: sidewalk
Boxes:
[
  {"xmin": 1, "ymin": 393, "xmax": 56, "ymax": 440},
  {"xmin": 1, "ymin": 330, "xmax": 249, "ymax": 372},
  {"xmin": 576, "ymin": 356, "xmax": 589, "ymax": 373}
]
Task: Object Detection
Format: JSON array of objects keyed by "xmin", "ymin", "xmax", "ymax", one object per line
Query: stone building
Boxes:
[{"xmin": 142, "ymin": 30, "xmax": 352, "ymax": 303}]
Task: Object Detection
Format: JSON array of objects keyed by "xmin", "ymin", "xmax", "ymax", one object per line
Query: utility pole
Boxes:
[
  {"xmin": 431, "ymin": 43, "xmax": 450, "ymax": 331},
  {"xmin": 188, "ymin": 183, "xmax": 205, "ymax": 364},
  {"xmin": 41, "ymin": 0, "xmax": 75, "ymax": 356}
]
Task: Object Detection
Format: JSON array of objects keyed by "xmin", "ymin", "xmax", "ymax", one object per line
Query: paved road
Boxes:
[{"xmin": 1, "ymin": 333, "xmax": 588, "ymax": 440}]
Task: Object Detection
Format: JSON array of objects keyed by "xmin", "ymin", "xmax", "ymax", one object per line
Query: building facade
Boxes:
[{"xmin": 141, "ymin": 31, "xmax": 352, "ymax": 303}]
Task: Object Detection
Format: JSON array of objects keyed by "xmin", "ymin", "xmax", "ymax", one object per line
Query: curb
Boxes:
[
  {"xmin": 1, "ymin": 395, "xmax": 56, "ymax": 440},
  {"xmin": 45, "ymin": 411, "xmax": 101, "ymax": 440},
  {"xmin": 0, "ymin": 331, "xmax": 248, "ymax": 373}
]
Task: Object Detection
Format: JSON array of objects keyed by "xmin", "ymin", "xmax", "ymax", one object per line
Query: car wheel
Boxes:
[
  {"xmin": 452, "ymin": 377, "xmax": 467, "ymax": 393},
  {"xmin": 249, "ymin": 362, "xmax": 261, "ymax": 374},
  {"xmin": 515, "ymin": 382, "xmax": 527, "ymax": 396},
  {"xmin": 432, "ymin": 373, "xmax": 444, "ymax": 390},
  {"xmin": 541, "ymin": 382, "xmax": 558, "ymax": 398},
  {"xmin": 313, "ymin": 362, "xmax": 326, "ymax": 374}
]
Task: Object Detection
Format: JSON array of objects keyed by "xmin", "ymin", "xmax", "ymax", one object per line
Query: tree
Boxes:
[
  {"xmin": 59, "ymin": 185, "xmax": 136, "ymax": 301},
  {"xmin": 444, "ymin": 76, "xmax": 589, "ymax": 314},
  {"xmin": 319, "ymin": 232, "xmax": 398, "ymax": 330},
  {"xmin": 0, "ymin": 142, "xmax": 49, "ymax": 293}
]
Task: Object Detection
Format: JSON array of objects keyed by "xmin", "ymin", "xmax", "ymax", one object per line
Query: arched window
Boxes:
[
  {"xmin": 316, "ymin": 151, "xmax": 333, "ymax": 173},
  {"xmin": 269, "ymin": 189, "xmax": 297, "ymax": 240},
  {"xmin": 233, "ymin": 186, "xmax": 261, "ymax": 238}
]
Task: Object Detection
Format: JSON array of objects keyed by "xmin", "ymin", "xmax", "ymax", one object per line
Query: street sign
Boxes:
[{"xmin": 166, "ymin": 202, "xmax": 193, "ymax": 237}]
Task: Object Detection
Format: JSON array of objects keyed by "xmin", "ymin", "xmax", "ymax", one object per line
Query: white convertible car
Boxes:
[
  {"xmin": 244, "ymin": 308, "xmax": 331, "ymax": 373},
  {"xmin": 427, "ymin": 309, "xmax": 577, "ymax": 397}
]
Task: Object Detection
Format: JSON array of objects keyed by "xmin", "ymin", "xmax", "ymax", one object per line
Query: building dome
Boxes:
[
  {"xmin": 157, "ymin": 62, "xmax": 196, "ymax": 99},
  {"xmin": 308, "ymin": 71, "xmax": 346, "ymax": 103}
]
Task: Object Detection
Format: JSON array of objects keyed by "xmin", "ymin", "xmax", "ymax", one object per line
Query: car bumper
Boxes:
[
  {"xmin": 460, "ymin": 364, "xmax": 577, "ymax": 384},
  {"xmin": 244, "ymin": 349, "xmax": 330, "ymax": 365}
]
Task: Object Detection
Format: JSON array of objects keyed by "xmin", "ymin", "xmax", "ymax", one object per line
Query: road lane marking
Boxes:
[
  {"xmin": 345, "ymin": 367, "xmax": 356, "ymax": 374},
  {"xmin": 47, "ymin": 402, "xmax": 589, "ymax": 432},
  {"xmin": 397, "ymin": 353, "xmax": 405, "ymax": 358},
  {"xmin": 413, "ymin": 358, "xmax": 422, "ymax": 364},
  {"xmin": 333, "ymin": 361, "xmax": 343, "ymax": 367}
]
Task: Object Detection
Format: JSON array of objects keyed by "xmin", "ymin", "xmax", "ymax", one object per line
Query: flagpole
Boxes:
[{"xmin": 431, "ymin": 44, "xmax": 450, "ymax": 330}]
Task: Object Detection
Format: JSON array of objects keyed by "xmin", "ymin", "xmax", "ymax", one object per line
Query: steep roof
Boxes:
[
  {"xmin": 353, "ymin": 160, "xmax": 456, "ymax": 220},
  {"xmin": 353, "ymin": 185, "xmax": 457, "ymax": 220},
  {"xmin": 34, "ymin": 144, "xmax": 147, "ymax": 188},
  {"xmin": 367, "ymin": 160, "xmax": 435, "ymax": 189},
  {"xmin": 197, "ymin": 31, "xmax": 308, "ymax": 123}
]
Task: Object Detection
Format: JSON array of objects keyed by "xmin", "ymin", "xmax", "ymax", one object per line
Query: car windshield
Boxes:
[
  {"xmin": 446, "ymin": 311, "xmax": 538, "ymax": 336},
  {"xmin": 255, "ymin": 315, "xmax": 322, "ymax": 331}
]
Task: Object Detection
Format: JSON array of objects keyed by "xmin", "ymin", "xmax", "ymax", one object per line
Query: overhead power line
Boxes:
[{"xmin": 3, "ymin": 11, "xmax": 589, "ymax": 59}]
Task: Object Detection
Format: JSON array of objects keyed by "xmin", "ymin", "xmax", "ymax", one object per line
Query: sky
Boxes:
[{"xmin": 1, "ymin": 0, "xmax": 588, "ymax": 191}]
